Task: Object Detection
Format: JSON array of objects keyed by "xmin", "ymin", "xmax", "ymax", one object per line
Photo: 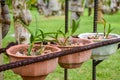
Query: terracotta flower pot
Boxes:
[
  {"xmin": 78, "ymin": 33, "xmax": 120, "ymax": 60},
  {"xmin": 6, "ymin": 44, "xmax": 61, "ymax": 80},
  {"xmin": 58, "ymin": 38, "xmax": 92, "ymax": 69}
]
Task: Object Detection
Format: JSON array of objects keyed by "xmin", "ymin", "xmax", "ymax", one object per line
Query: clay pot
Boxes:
[
  {"xmin": 58, "ymin": 38, "xmax": 92, "ymax": 69},
  {"xmin": 6, "ymin": 44, "xmax": 61, "ymax": 80},
  {"xmin": 78, "ymin": 33, "xmax": 120, "ymax": 60}
]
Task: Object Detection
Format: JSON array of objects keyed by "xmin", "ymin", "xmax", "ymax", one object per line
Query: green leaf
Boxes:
[
  {"xmin": 39, "ymin": 29, "xmax": 45, "ymax": 40},
  {"xmin": 71, "ymin": 19, "xmax": 76, "ymax": 35},
  {"xmin": 105, "ymin": 24, "xmax": 114, "ymax": 38},
  {"xmin": 102, "ymin": 18, "xmax": 107, "ymax": 27},
  {"xmin": 27, "ymin": 43, "xmax": 34, "ymax": 56},
  {"xmin": 108, "ymin": 24, "xmax": 114, "ymax": 33},
  {"xmin": 30, "ymin": 34, "xmax": 34, "ymax": 43},
  {"xmin": 71, "ymin": 19, "xmax": 80, "ymax": 35},
  {"xmin": 97, "ymin": 18, "xmax": 106, "ymax": 27},
  {"xmin": 57, "ymin": 30, "xmax": 66, "ymax": 38}
]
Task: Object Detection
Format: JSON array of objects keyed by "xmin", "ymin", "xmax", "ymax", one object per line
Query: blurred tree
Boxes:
[
  {"xmin": 37, "ymin": 0, "xmax": 51, "ymax": 16},
  {"xmin": 98, "ymin": 0, "xmax": 104, "ymax": 22},
  {"xmin": 59, "ymin": 0, "xmax": 65, "ymax": 15},
  {"xmin": 70, "ymin": 0, "xmax": 86, "ymax": 27},
  {"xmin": 87, "ymin": 0, "xmax": 94, "ymax": 16},
  {"xmin": 12, "ymin": 0, "xmax": 32, "ymax": 44},
  {"xmin": 49, "ymin": 0, "xmax": 61, "ymax": 16}
]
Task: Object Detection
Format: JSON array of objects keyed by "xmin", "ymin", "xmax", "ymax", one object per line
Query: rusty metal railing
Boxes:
[
  {"xmin": 0, "ymin": 0, "xmax": 120, "ymax": 80},
  {"xmin": 0, "ymin": 38, "xmax": 120, "ymax": 72}
]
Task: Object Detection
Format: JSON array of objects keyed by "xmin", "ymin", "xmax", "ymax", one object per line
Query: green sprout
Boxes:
[
  {"xmin": 23, "ymin": 16, "xmax": 54, "ymax": 55},
  {"xmin": 49, "ymin": 18, "xmax": 80, "ymax": 46},
  {"xmin": 105, "ymin": 24, "xmax": 114, "ymax": 38},
  {"xmin": 97, "ymin": 18, "xmax": 114, "ymax": 39}
]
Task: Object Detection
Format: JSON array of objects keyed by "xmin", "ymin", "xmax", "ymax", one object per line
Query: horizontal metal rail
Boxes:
[
  {"xmin": 0, "ymin": 38, "xmax": 120, "ymax": 72},
  {"xmin": 0, "ymin": 42, "xmax": 18, "ymax": 54}
]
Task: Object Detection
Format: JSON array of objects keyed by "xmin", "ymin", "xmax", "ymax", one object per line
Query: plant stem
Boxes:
[
  {"xmin": 27, "ymin": 43, "xmax": 34, "ymax": 56},
  {"xmin": 104, "ymin": 25, "xmax": 106, "ymax": 37}
]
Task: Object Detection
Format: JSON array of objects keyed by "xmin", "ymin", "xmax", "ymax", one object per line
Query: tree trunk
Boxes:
[
  {"xmin": 37, "ymin": 0, "xmax": 51, "ymax": 17},
  {"xmin": 1, "ymin": 4, "xmax": 11, "ymax": 38},
  {"xmin": 70, "ymin": 0, "xmax": 86, "ymax": 27},
  {"xmin": 12, "ymin": 0, "xmax": 32, "ymax": 44},
  {"xmin": 49, "ymin": 0, "xmax": 61, "ymax": 16},
  {"xmin": 98, "ymin": 0, "xmax": 104, "ymax": 22},
  {"xmin": 102, "ymin": 0, "xmax": 111, "ymax": 14},
  {"xmin": 0, "ymin": 4, "xmax": 3, "ymax": 80},
  {"xmin": 60, "ymin": 1, "xmax": 65, "ymax": 15},
  {"xmin": 88, "ymin": 0, "xmax": 94, "ymax": 16},
  {"xmin": 110, "ymin": 0, "xmax": 118, "ymax": 14},
  {"xmin": 117, "ymin": 0, "xmax": 120, "ymax": 10},
  {"xmin": 117, "ymin": 0, "xmax": 120, "ymax": 9}
]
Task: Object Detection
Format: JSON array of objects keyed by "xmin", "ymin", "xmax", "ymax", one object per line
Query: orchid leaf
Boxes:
[
  {"xmin": 57, "ymin": 30, "xmax": 66, "ymax": 38},
  {"xmin": 38, "ymin": 29, "xmax": 45, "ymax": 40},
  {"xmin": 71, "ymin": 19, "xmax": 80, "ymax": 36},
  {"xmin": 105, "ymin": 24, "xmax": 114, "ymax": 38}
]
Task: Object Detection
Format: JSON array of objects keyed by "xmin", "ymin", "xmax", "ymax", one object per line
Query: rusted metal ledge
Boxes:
[{"xmin": 0, "ymin": 38, "xmax": 120, "ymax": 72}]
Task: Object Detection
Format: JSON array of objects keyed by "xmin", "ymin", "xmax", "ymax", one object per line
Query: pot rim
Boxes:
[
  {"xmin": 6, "ymin": 44, "xmax": 61, "ymax": 58},
  {"xmin": 58, "ymin": 38, "xmax": 93, "ymax": 48},
  {"xmin": 78, "ymin": 33, "xmax": 120, "ymax": 40}
]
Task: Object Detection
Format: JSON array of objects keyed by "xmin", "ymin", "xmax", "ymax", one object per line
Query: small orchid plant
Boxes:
[
  {"xmin": 49, "ymin": 19, "xmax": 80, "ymax": 46},
  {"xmin": 97, "ymin": 18, "xmax": 114, "ymax": 39}
]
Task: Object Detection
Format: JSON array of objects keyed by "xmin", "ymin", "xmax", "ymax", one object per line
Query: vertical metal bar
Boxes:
[
  {"xmin": 92, "ymin": 60, "xmax": 103, "ymax": 80},
  {"xmin": 64, "ymin": 69, "xmax": 68, "ymax": 80},
  {"xmin": 92, "ymin": 60, "xmax": 96, "ymax": 80},
  {"xmin": 65, "ymin": 0, "xmax": 69, "ymax": 33},
  {"xmin": 93, "ymin": 0, "xmax": 98, "ymax": 33},
  {"xmin": 92, "ymin": 0, "xmax": 98, "ymax": 80},
  {"xmin": 64, "ymin": 0, "xmax": 69, "ymax": 80}
]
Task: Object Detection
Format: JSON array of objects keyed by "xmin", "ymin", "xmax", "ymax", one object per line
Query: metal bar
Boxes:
[
  {"xmin": 0, "ymin": 48, "xmax": 5, "ymax": 54},
  {"xmin": 92, "ymin": 60, "xmax": 96, "ymax": 80},
  {"xmin": 65, "ymin": 0, "xmax": 69, "ymax": 33},
  {"xmin": 64, "ymin": 69, "xmax": 68, "ymax": 80},
  {"xmin": 65, "ymin": 0, "xmax": 69, "ymax": 79},
  {"xmin": 92, "ymin": 0, "xmax": 99, "ymax": 80},
  {"xmin": 92, "ymin": 60, "xmax": 103, "ymax": 80},
  {"xmin": 93, "ymin": 0, "xmax": 98, "ymax": 33},
  {"xmin": 0, "ymin": 38, "xmax": 120, "ymax": 72},
  {"xmin": 94, "ymin": 60, "xmax": 103, "ymax": 66},
  {"xmin": 0, "ymin": 42, "xmax": 17, "ymax": 54}
]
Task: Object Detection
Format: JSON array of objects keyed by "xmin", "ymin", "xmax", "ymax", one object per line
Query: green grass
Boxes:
[{"xmin": 3, "ymin": 9, "xmax": 120, "ymax": 80}]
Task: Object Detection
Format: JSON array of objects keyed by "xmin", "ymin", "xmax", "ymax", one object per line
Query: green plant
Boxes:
[
  {"xmin": 105, "ymin": 23, "xmax": 114, "ymax": 38},
  {"xmin": 24, "ymin": 25, "xmax": 58, "ymax": 55},
  {"xmin": 23, "ymin": 16, "xmax": 57, "ymax": 55},
  {"xmin": 97, "ymin": 18, "xmax": 114, "ymax": 39},
  {"xmin": 49, "ymin": 19, "xmax": 80, "ymax": 46}
]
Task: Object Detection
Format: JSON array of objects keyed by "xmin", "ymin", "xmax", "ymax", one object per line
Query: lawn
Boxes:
[{"xmin": 3, "ymin": 9, "xmax": 120, "ymax": 80}]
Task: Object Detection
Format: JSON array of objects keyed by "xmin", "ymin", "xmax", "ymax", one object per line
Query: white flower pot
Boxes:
[{"xmin": 78, "ymin": 33, "xmax": 120, "ymax": 60}]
